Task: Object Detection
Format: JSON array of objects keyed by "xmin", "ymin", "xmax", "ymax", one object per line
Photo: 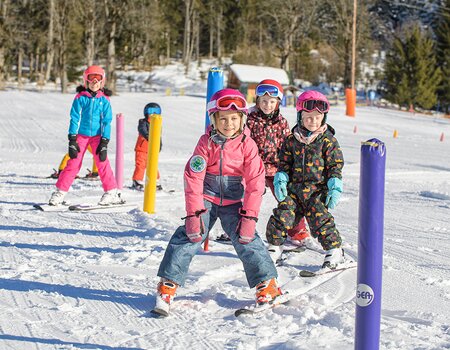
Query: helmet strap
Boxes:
[{"xmin": 297, "ymin": 111, "xmax": 302, "ymax": 126}]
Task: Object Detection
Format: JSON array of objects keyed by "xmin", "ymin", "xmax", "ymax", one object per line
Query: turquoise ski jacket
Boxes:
[{"xmin": 68, "ymin": 87, "xmax": 113, "ymax": 139}]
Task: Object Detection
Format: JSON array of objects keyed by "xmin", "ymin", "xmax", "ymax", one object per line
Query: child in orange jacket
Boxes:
[{"xmin": 132, "ymin": 103, "xmax": 162, "ymax": 190}]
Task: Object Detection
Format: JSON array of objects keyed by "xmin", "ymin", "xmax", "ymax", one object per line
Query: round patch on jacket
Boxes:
[{"xmin": 189, "ymin": 155, "xmax": 206, "ymax": 173}]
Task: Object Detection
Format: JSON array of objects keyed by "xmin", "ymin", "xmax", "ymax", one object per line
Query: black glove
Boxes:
[
  {"xmin": 68, "ymin": 134, "xmax": 80, "ymax": 159},
  {"xmin": 96, "ymin": 137, "xmax": 109, "ymax": 162}
]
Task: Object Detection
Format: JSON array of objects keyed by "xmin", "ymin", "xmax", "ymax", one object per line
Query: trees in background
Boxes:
[
  {"xmin": 384, "ymin": 24, "xmax": 441, "ymax": 110},
  {"xmin": 0, "ymin": 0, "xmax": 446, "ymax": 111}
]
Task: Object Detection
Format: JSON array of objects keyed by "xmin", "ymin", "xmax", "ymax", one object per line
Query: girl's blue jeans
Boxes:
[{"xmin": 157, "ymin": 200, "xmax": 277, "ymax": 288}]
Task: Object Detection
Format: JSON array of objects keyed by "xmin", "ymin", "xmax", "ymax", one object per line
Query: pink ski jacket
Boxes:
[{"xmin": 184, "ymin": 127, "xmax": 265, "ymax": 218}]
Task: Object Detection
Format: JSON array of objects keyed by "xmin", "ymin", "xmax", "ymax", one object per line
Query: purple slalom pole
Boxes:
[
  {"xmin": 355, "ymin": 138, "xmax": 386, "ymax": 350},
  {"xmin": 115, "ymin": 113, "xmax": 124, "ymax": 190}
]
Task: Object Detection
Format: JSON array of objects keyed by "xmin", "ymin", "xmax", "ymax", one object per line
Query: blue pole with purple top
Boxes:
[
  {"xmin": 355, "ymin": 138, "xmax": 386, "ymax": 350},
  {"xmin": 204, "ymin": 67, "xmax": 224, "ymax": 130}
]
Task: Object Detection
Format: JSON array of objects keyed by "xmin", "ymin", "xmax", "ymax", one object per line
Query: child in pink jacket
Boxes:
[{"xmin": 153, "ymin": 89, "xmax": 282, "ymax": 317}]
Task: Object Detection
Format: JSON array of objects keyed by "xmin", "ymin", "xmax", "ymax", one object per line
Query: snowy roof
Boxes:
[{"xmin": 229, "ymin": 64, "xmax": 290, "ymax": 85}]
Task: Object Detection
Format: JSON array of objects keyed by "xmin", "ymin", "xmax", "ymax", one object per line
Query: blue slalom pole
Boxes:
[
  {"xmin": 205, "ymin": 67, "xmax": 224, "ymax": 130},
  {"xmin": 355, "ymin": 138, "xmax": 386, "ymax": 350}
]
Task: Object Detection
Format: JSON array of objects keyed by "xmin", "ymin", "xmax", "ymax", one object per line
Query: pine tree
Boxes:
[{"xmin": 383, "ymin": 24, "xmax": 441, "ymax": 110}]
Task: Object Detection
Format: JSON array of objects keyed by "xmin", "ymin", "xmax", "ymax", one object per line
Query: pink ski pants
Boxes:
[{"xmin": 56, "ymin": 134, "xmax": 117, "ymax": 192}]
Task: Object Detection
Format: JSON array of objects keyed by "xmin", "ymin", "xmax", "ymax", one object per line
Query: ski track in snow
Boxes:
[{"xmin": 0, "ymin": 90, "xmax": 450, "ymax": 349}]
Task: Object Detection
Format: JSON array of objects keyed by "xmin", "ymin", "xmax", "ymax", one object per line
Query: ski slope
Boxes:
[{"xmin": 0, "ymin": 86, "xmax": 449, "ymax": 349}]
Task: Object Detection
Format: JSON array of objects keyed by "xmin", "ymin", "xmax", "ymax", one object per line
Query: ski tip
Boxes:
[
  {"xmin": 235, "ymin": 308, "xmax": 254, "ymax": 317},
  {"xmin": 299, "ymin": 270, "xmax": 317, "ymax": 277},
  {"xmin": 150, "ymin": 308, "xmax": 169, "ymax": 318},
  {"xmin": 33, "ymin": 204, "xmax": 44, "ymax": 211}
]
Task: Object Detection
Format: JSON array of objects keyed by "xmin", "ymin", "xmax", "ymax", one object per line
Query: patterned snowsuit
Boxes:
[
  {"xmin": 246, "ymin": 107, "xmax": 309, "ymax": 239},
  {"xmin": 157, "ymin": 127, "xmax": 278, "ymax": 288},
  {"xmin": 266, "ymin": 124, "xmax": 344, "ymax": 250}
]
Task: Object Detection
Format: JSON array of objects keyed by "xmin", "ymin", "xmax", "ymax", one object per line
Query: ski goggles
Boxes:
[
  {"xmin": 208, "ymin": 95, "xmax": 248, "ymax": 112},
  {"xmin": 256, "ymin": 84, "xmax": 283, "ymax": 100},
  {"xmin": 86, "ymin": 73, "xmax": 104, "ymax": 83},
  {"xmin": 144, "ymin": 106, "xmax": 161, "ymax": 115},
  {"xmin": 300, "ymin": 99, "xmax": 330, "ymax": 113}
]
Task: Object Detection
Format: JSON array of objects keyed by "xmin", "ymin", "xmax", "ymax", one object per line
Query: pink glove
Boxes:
[
  {"xmin": 237, "ymin": 209, "xmax": 258, "ymax": 244},
  {"xmin": 183, "ymin": 209, "xmax": 207, "ymax": 243}
]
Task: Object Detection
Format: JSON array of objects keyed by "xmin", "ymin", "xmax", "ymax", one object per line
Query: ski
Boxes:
[
  {"xmin": 68, "ymin": 202, "xmax": 135, "ymax": 211},
  {"xmin": 150, "ymin": 308, "xmax": 169, "ymax": 318},
  {"xmin": 128, "ymin": 185, "xmax": 175, "ymax": 194},
  {"xmin": 33, "ymin": 202, "xmax": 70, "ymax": 211},
  {"xmin": 299, "ymin": 261, "xmax": 357, "ymax": 277},
  {"xmin": 150, "ymin": 294, "xmax": 171, "ymax": 317},
  {"xmin": 79, "ymin": 176, "xmax": 100, "ymax": 181},
  {"xmin": 234, "ymin": 292, "xmax": 291, "ymax": 317}
]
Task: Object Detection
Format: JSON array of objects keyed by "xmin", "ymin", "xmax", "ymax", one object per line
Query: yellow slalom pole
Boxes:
[
  {"xmin": 58, "ymin": 153, "xmax": 71, "ymax": 171},
  {"xmin": 143, "ymin": 114, "xmax": 162, "ymax": 213}
]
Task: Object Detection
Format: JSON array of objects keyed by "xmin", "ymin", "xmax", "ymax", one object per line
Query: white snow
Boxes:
[{"xmin": 0, "ymin": 65, "xmax": 449, "ymax": 349}]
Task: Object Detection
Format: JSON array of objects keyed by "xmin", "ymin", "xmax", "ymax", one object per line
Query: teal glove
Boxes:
[
  {"xmin": 325, "ymin": 178, "xmax": 343, "ymax": 209},
  {"xmin": 274, "ymin": 171, "xmax": 289, "ymax": 202}
]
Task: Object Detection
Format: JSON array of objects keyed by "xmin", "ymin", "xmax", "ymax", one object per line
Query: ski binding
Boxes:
[{"xmin": 299, "ymin": 260, "xmax": 357, "ymax": 277}]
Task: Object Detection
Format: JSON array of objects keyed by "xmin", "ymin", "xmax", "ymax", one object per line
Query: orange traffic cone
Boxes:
[
  {"xmin": 440, "ymin": 132, "xmax": 444, "ymax": 142},
  {"xmin": 393, "ymin": 130, "xmax": 398, "ymax": 138}
]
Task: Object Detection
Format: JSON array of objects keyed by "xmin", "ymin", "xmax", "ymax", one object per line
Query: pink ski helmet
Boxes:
[
  {"xmin": 296, "ymin": 90, "xmax": 330, "ymax": 126},
  {"xmin": 207, "ymin": 88, "xmax": 248, "ymax": 126},
  {"xmin": 83, "ymin": 65, "xmax": 106, "ymax": 88}
]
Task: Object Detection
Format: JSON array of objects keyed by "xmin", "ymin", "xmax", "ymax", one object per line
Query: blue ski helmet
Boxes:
[{"xmin": 143, "ymin": 102, "xmax": 161, "ymax": 116}]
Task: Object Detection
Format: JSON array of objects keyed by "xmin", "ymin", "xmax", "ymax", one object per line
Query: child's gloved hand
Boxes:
[
  {"xmin": 96, "ymin": 137, "xmax": 109, "ymax": 162},
  {"xmin": 237, "ymin": 209, "xmax": 258, "ymax": 244},
  {"xmin": 68, "ymin": 134, "xmax": 80, "ymax": 159},
  {"xmin": 325, "ymin": 178, "xmax": 343, "ymax": 209},
  {"xmin": 183, "ymin": 209, "xmax": 207, "ymax": 243},
  {"xmin": 274, "ymin": 171, "xmax": 289, "ymax": 202}
]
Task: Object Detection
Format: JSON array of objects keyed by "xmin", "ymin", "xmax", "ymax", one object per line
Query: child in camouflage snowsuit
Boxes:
[{"xmin": 266, "ymin": 90, "xmax": 346, "ymax": 268}]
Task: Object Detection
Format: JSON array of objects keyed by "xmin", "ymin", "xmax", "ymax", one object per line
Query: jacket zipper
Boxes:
[
  {"xmin": 219, "ymin": 143, "xmax": 225, "ymax": 205},
  {"xmin": 89, "ymin": 96, "xmax": 94, "ymax": 135}
]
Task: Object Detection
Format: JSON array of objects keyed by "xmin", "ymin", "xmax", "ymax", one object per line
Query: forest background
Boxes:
[{"xmin": 0, "ymin": 0, "xmax": 448, "ymax": 113}]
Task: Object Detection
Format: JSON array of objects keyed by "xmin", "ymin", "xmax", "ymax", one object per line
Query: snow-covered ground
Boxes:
[{"xmin": 0, "ymin": 71, "xmax": 449, "ymax": 349}]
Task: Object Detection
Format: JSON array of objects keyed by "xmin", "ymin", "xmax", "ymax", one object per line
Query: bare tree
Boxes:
[
  {"xmin": 45, "ymin": 0, "xmax": 55, "ymax": 83},
  {"xmin": 54, "ymin": 0, "xmax": 73, "ymax": 93},
  {"xmin": 182, "ymin": 0, "xmax": 194, "ymax": 71},
  {"xmin": 216, "ymin": 2, "xmax": 222, "ymax": 61},
  {"xmin": 83, "ymin": 1, "xmax": 96, "ymax": 66},
  {"xmin": 103, "ymin": 0, "xmax": 128, "ymax": 94},
  {"xmin": 258, "ymin": 0, "xmax": 319, "ymax": 71},
  {"xmin": 0, "ymin": 0, "xmax": 12, "ymax": 89}
]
